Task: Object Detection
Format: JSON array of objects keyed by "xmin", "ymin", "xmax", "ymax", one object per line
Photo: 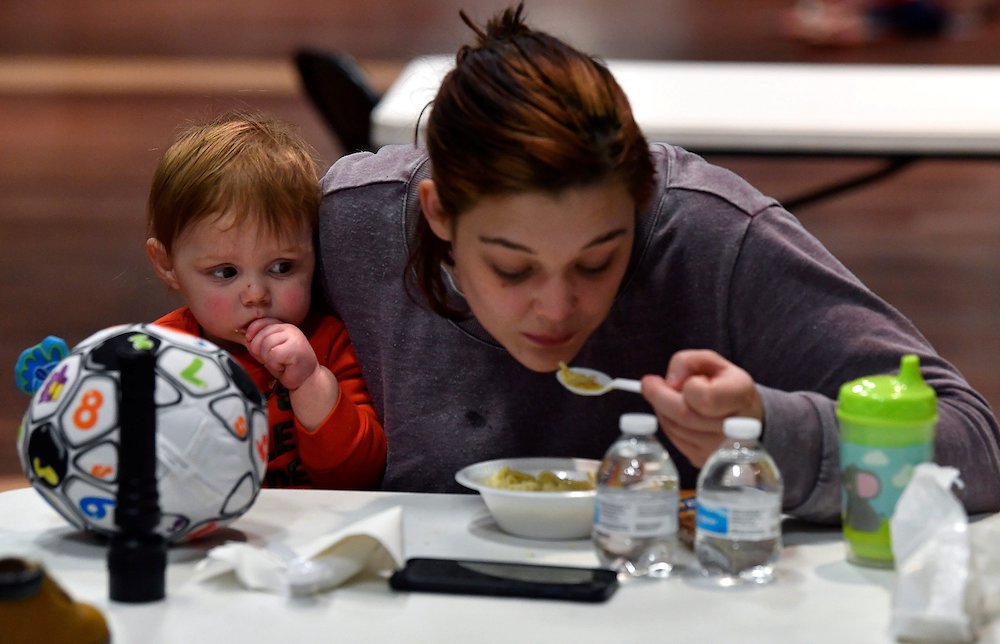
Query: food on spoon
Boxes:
[
  {"xmin": 557, "ymin": 361, "xmax": 603, "ymax": 391},
  {"xmin": 483, "ymin": 466, "xmax": 595, "ymax": 491}
]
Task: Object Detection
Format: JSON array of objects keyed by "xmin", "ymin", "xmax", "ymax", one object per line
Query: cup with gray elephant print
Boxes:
[{"xmin": 836, "ymin": 354, "xmax": 937, "ymax": 568}]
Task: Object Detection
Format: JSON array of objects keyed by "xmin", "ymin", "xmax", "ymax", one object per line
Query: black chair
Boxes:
[{"xmin": 293, "ymin": 48, "xmax": 381, "ymax": 154}]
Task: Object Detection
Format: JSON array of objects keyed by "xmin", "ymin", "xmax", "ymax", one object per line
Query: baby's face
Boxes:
[{"xmin": 166, "ymin": 211, "xmax": 314, "ymax": 352}]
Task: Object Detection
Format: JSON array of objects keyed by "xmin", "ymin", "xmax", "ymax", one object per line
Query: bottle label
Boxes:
[
  {"xmin": 594, "ymin": 490, "xmax": 679, "ymax": 538},
  {"xmin": 696, "ymin": 489, "xmax": 781, "ymax": 540}
]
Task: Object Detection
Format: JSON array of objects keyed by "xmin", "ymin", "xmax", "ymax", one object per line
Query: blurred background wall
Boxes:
[{"xmin": 1, "ymin": 0, "xmax": 998, "ymax": 488}]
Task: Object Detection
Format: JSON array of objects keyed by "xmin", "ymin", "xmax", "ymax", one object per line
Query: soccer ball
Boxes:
[{"xmin": 16, "ymin": 323, "xmax": 268, "ymax": 542}]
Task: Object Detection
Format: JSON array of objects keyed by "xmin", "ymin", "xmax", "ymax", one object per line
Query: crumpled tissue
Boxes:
[
  {"xmin": 193, "ymin": 506, "xmax": 404, "ymax": 596},
  {"xmin": 970, "ymin": 511, "xmax": 1000, "ymax": 621},
  {"xmin": 889, "ymin": 464, "xmax": 981, "ymax": 642}
]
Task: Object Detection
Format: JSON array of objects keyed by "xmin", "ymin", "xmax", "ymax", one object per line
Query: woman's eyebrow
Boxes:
[
  {"xmin": 478, "ymin": 227, "xmax": 628, "ymax": 254},
  {"xmin": 478, "ymin": 236, "xmax": 534, "ymax": 253},
  {"xmin": 584, "ymin": 228, "xmax": 628, "ymax": 248}
]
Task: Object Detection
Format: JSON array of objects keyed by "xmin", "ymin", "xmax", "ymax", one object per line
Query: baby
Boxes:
[{"xmin": 145, "ymin": 110, "xmax": 385, "ymax": 489}]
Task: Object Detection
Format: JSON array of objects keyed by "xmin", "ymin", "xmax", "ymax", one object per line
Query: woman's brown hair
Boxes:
[{"xmin": 406, "ymin": 3, "xmax": 655, "ymax": 319}]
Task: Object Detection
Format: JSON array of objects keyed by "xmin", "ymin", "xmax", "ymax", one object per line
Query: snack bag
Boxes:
[
  {"xmin": 969, "ymin": 513, "xmax": 1000, "ymax": 626},
  {"xmin": 889, "ymin": 464, "xmax": 981, "ymax": 642}
]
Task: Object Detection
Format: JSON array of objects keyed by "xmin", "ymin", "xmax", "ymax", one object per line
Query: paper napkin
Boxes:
[
  {"xmin": 194, "ymin": 505, "xmax": 404, "ymax": 596},
  {"xmin": 890, "ymin": 465, "xmax": 979, "ymax": 642}
]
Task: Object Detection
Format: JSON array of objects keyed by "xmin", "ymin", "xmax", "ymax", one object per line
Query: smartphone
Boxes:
[{"xmin": 389, "ymin": 557, "xmax": 618, "ymax": 603}]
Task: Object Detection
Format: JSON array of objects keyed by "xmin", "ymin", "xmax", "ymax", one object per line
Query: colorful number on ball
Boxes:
[{"xmin": 72, "ymin": 389, "xmax": 105, "ymax": 430}]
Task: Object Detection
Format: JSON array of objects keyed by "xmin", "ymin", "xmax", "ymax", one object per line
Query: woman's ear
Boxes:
[
  {"xmin": 145, "ymin": 238, "xmax": 180, "ymax": 290},
  {"xmin": 418, "ymin": 179, "xmax": 453, "ymax": 243}
]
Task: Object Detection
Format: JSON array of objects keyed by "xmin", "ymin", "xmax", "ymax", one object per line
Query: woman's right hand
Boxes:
[{"xmin": 640, "ymin": 349, "xmax": 764, "ymax": 467}]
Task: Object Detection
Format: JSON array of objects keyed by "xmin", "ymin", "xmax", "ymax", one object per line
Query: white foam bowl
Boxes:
[{"xmin": 455, "ymin": 457, "xmax": 600, "ymax": 540}]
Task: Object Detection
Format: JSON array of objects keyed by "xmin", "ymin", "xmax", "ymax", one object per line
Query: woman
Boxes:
[{"xmin": 317, "ymin": 4, "xmax": 999, "ymax": 522}]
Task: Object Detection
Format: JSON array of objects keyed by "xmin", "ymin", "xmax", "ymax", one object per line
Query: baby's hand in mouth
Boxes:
[{"xmin": 244, "ymin": 318, "xmax": 281, "ymax": 343}]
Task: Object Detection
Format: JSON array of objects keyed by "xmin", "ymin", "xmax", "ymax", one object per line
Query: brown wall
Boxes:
[{"xmin": 2, "ymin": 1, "xmax": 999, "ymax": 489}]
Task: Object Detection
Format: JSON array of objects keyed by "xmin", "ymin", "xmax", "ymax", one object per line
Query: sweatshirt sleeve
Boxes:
[
  {"xmin": 293, "ymin": 316, "xmax": 386, "ymax": 489},
  {"xmin": 729, "ymin": 205, "xmax": 1000, "ymax": 523}
]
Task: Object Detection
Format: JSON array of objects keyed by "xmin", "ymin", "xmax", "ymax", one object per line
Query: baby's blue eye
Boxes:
[
  {"xmin": 213, "ymin": 266, "xmax": 238, "ymax": 279},
  {"xmin": 270, "ymin": 261, "xmax": 293, "ymax": 275}
]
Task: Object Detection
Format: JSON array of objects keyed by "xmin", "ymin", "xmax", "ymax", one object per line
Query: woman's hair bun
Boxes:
[{"xmin": 460, "ymin": 2, "xmax": 528, "ymax": 46}]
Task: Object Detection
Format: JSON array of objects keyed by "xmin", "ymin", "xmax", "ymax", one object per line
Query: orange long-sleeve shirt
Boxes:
[{"xmin": 154, "ymin": 307, "xmax": 385, "ymax": 490}]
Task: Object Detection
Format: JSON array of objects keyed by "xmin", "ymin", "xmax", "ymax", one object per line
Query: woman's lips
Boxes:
[{"xmin": 523, "ymin": 331, "xmax": 574, "ymax": 347}]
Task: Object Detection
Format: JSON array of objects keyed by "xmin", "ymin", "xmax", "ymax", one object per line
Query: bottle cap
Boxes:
[
  {"xmin": 723, "ymin": 417, "xmax": 762, "ymax": 440},
  {"xmin": 836, "ymin": 354, "xmax": 938, "ymax": 427},
  {"xmin": 0, "ymin": 558, "xmax": 43, "ymax": 601},
  {"xmin": 619, "ymin": 413, "xmax": 658, "ymax": 435}
]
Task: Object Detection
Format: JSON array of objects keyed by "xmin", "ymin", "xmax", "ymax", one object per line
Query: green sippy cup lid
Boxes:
[{"xmin": 836, "ymin": 354, "xmax": 938, "ymax": 426}]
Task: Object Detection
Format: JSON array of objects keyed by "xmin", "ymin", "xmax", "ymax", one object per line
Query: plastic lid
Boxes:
[
  {"xmin": 619, "ymin": 413, "xmax": 658, "ymax": 435},
  {"xmin": 836, "ymin": 354, "xmax": 938, "ymax": 426},
  {"xmin": 723, "ymin": 417, "xmax": 761, "ymax": 440},
  {"xmin": 0, "ymin": 558, "xmax": 43, "ymax": 600}
]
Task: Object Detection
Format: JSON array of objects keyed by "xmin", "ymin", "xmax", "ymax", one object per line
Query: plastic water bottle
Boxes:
[
  {"xmin": 695, "ymin": 416, "xmax": 783, "ymax": 585},
  {"xmin": 592, "ymin": 413, "xmax": 679, "ymax": 578}
]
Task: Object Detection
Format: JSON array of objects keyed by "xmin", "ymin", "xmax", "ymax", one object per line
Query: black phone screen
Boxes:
[{"xmin": 389, "ymin": 557, "xmax": 618, "ymax": 603}]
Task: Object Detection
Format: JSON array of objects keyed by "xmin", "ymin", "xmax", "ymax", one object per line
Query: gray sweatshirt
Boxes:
[{"xmin": 318, "ymin": 142, "xmax": 999, "ymax": 523}]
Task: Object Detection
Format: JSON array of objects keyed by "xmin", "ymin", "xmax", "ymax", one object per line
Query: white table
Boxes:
[
  {"xmin": 373, "ymin": 56, "xmax": 1000, "ymax": 156},
  {"xmin": 372, "ymin": 56, "xmax": 1000, "ymax": 207},
  {"xmin": 0, "ymin": 487, "xmax": 989, "ymax": 643}
]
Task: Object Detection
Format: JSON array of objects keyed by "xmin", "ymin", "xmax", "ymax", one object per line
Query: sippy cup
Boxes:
[{"xmin": 836, "ymin": 354, "xmax": 937, "ymax": 568}]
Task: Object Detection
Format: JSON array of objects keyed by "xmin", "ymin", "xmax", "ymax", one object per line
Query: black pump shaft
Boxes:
[{"xmin": 108, "ymin": 343, "xmax": 167, "ymax": 603}]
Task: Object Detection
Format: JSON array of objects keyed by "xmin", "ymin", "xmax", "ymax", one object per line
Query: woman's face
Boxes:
[{"xmin": 422, "ymin": 179, "xmax": 636, "ymax": 373}]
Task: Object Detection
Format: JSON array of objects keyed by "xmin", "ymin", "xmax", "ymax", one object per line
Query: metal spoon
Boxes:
[{"xmin": 556, "ymin": 363, "xmax": 642, "ymax": 396}]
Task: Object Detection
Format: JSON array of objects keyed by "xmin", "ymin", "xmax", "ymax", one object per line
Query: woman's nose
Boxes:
[{"xmin": 533, "ymin": 277, "xmax": 577, "ymax": 322}]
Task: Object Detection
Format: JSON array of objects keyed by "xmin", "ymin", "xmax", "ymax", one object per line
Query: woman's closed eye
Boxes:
[
  {"xmin": 576, "ymin": 257, "xmax": 613, "ymax": 276},
  {"xmin": 493, "ymin": 265, "xmax": 532, "ymax": 283},
  {"xmin": 492, "ymin": 256, "xmax": 615, "ymax": 283}
]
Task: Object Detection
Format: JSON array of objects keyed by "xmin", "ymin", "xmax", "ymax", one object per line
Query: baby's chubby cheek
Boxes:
[
  {"xmin": 276, "ymin": 291, "xmax": 312, "ymax": 326},
  {"xmin": 199, "ymin": 295, "xmax": 243, "ymax": 333}
]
